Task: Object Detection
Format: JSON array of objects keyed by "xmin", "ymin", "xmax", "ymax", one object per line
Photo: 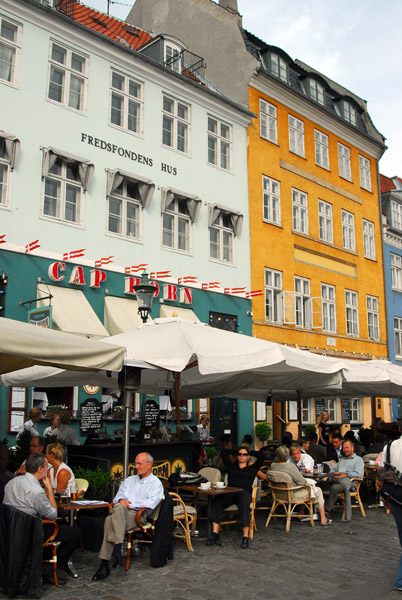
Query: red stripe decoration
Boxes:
[
  {"xmin": 124, "ymin": 264, "xmax": 148, "ymax": 274},
  {"xmin": 95, "ymin": 256, "xmax": 114, "ymax": 267},
  {"xmin": 150, "ymin": 271, "xmax": 171, "ymax": 279},
  {"xmin": 0, "ymin": 234, "xmax": 6, "ymax": 244},
  {"xmin": 63, "ymin": 249, "xmax": 86, "ymax": 260},
  {"xmin": 178, "ymin": 276, "xmax": 198, "ymax": 284},
  {"xmin": 25, "ymin": 240, "xmax": 40, "ymax": 253},
  {"xmin": 246, "ymin": 290, "xmax": 263, "ymax": 298},
  {"xmin": 201, "ymin": 282, "xmax": 221, "ymax": 289},
  {"xmin": 224, "ymin": 287, "xmax": 246, "ymax": 295}
]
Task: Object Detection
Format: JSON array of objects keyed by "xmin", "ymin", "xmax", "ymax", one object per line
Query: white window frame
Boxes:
[
  {"xmin": 162, "ymin": 197, "xmax": 191, "ymax": 254},
  {"xmin": 42, "ymin": 156, "xmax": 84, "ymax": 226},
  {"xmin": 391, "ymin": 253, "xmax": 402, "ymax": 291},
  {"xmin": 321, "ymin": 283, "xmax": 336, "ymax": 333},
  {"xmin": 359, "ymin": 154, "xmax": 372, "ymax": 191},
  {"xmin": 0, "ymin": 139, "xmax": 11, "ymax": 208},
  {"xmin": 262, "ymin": 175, "xmax": 281, "ymax": 225},
  {"xmin": 345, "ymin": 289, "xmax": 359, "ymax": 337},
  {"xmin": 294, "ymin": 276, "xmax": 311, "ymax": 329},
  {"xmin": 343, "ymin": 101, "xmax": 356, "ymax": 126},
  {"xmin": 318, "ymin": 199, "xmax": 333, "ymax": 243},
  {"xmin": 350, "ymin": 398, "xmax": 362, "ymax": 423},
  {"xmin": 209, "ymin": 212, "xmax": 234, "ymax": 264},
  {"xmin": 288, "ymin": 115, "xmax": 305, "ymax": 157},
  {"xmin": 260, "ymin": 99, "xmax": 277, "ymax": 144},
  {"xmin": 164, "ymin": 41, "xmax": 182, "ymax": 73},
  {"xmin": 162, "ymin": 93, "xmax": 190, "ymax": 154},
  {"xmin": 338, "ymin": 142, "xmax": 352, "ymax": 181},
  {"xmin": 269, "ymin": 53, "xmax": 288, "ymax": 82},
  {"xmin": 265, "ymin": 268, "xmax": 282, "ymax": 324},
  {"xmin": 109, "ymin": 69, "xmax": 143, "ymax": 136},
  {"xmin": 391, "ymin": 200, "xmax": 402, "ymax": 231},
  {"xmin": 326, "ymin": 399, "xmax": 340, "ymax": 424},
  {"xmin": 342, "ymin": 210, "xmax": 356, "ymax": 251},
  {"xmin": 292, "ymin": 188, "xmax": 308, "ymax": 234},
  {"xmin": 0, "ymin": 15, "xmax": 22, "ymax": 87},
  {"xmin": 309, "ymin": 79, "xmax": 324, "ymax": 105},
  {"xmin": 395, "ymin": 316, "xmax": 402, "ymax": 359},
  {"xmin": 367, "ymin": 295, "xmax": 379, "ymax": 341},
  {"xmin": 207, "ymin": 115, "xmax": 232, "ymax": 171},
  {"xmin": 47, "ymin": 40, "xmax": 88, "ymax": 113},
  {"xmin": 301, "ymin": 398, "xmax": 314, "ymax": 424},
  {"xmin": 107, "ymin": 177, "xmax": 142, "ymax": 242},
  {"xmin": 363, "ymin": 219, "xmax": 375, "ymax": 260},
  {"xmin": 314, "ymin": 129, "xmax": 329, "ymax": 169}
]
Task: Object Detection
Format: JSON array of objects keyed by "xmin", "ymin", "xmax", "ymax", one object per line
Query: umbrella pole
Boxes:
[
  {"xmin": 297, "ymin": 390, "xmax": 302, "ymax": 440},
  {"xmin": 123, "ymin": 390, "xmax": 132, "ymax": 479},
  {"xmin": 372, "ymin": 396, "xmax": 377, "ymax": 440},
  {"xmin": 174, "ymin": 372, "xmax": 181, "ymax": 440}
]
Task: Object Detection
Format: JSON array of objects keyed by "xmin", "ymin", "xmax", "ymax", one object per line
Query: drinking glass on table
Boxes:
[{"xmin": 59, "ymin": 489, "xmax": 68, "ymax": 506}]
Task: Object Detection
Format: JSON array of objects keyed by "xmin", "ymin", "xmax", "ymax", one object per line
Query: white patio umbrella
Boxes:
[{"xmin": 0, "ymin": 317, "xmax": 125, "ymax": 375}]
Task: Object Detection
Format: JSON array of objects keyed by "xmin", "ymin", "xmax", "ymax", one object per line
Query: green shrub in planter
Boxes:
[
  {"xmin": 254, "ymin": 422, "xmax": 273, "ymax": 445},
  {"xmin": 74, "ymin": 465, "xmax": 113, "ymax": 502},
  {"xmin": 303, "ymin": 424, "xmax": 316, "ymax": 437},
  {"xmin": 205, "ymin": 445, "xmax": 218, "ymax": 459}
]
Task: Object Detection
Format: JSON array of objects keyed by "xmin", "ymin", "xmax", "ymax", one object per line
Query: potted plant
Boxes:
[
  {"xmin": 255, "ymin": 422, "xmax": 273, "ymax": 447},
  {"xmin": 303, "ymin": 424, "xmax": 316, "ymax": 437},
  {"xmin": 112, "ymin": 405, "xmax": 125, "ymax": 420},
  {"xmin": 205, "ymin": 445, "xmax": 218, "ymax": 466},
  {"xmin": 46, "ymin": 404, "xmax": 67, "ymax": 417}
]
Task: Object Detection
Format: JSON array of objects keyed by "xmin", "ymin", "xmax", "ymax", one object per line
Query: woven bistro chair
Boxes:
[
  {"xmin": 124, "ymin": 501, "xmax": 163, "ymax": 570},
  {"xmin": 338, "ymin": 478, "xmax": 366, "ymax": 519},
  {"xmin": 265, "ymin": 471, "xmax": 315, "ymax": 532},
  {"xmin": 169, "ymin": 491, "xmax": 197, "ymax": 552}
]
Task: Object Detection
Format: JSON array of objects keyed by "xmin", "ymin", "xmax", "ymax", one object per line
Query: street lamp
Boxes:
[{"xmin": 133, "ymin": 270, "xmax": 156, "ymax": 323}]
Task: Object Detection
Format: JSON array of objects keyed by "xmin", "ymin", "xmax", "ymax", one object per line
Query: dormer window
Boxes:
[
  {"xmin": 268, "ymin": 53, "xmax": 288, "ymax": 83},
  {"xmin": 309, "ymin": 79, "xmax": 324, "ymax": 105},
  {"xmin": 343, "ymin": 101, "xmax": 356, "ymax": 126},
  {"xmin": 164, "ymin": 42, "xmax": 182, "ymax": 73}
]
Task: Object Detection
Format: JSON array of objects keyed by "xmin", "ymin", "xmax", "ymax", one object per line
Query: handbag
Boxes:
[
  {"xmin": 168, "ymin": 468, "xmax": 207, "ymax": 486},
  {"xmin": 379, "ymin": 441, "xmax": 402, "ymax": 506}
]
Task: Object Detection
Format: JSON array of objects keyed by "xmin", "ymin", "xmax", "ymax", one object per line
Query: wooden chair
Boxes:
[
  {"xmin": 191, "ymin": 467, "xmax": 222, "ymax": 520},
  {"xmin": 338, "ymin": 478, "xmax": 366, "ymax": 519},
  {"xmin": 219, "ymin": 477, "xmax": 259, "ymax": 539},
  {"xmin": 169, "ymin": 491, "xmax": 197, "ymax": 552},
  {"xmin": 265, "ymin": 471, "xmax": 315, "ymax": 532},
  {"xmin": 125, "ymin": 502, "xmax": 162, "ymax": 571},
  {"xmin": 42, "ymin": 520, "xmax": 61, "ymax": 586}
]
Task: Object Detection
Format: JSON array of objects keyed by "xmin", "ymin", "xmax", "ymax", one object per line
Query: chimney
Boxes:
[{"xmin": 219, "ymin": 0, "xmax": 239, "ymax": 13}]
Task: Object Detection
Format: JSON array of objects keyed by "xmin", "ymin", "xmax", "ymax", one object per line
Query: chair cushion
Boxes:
[
  {"xmin": 174, "ymin": 505, "xmax": 196, "ymax": 516},
  {"xmin": 222, "ymin": 504, "xmax": 238, "ymax": 512}
]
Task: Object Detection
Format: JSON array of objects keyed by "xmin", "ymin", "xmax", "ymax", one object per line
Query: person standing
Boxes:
[
  {"xmin": 16, "ymin": 407, "xmax": 42, "ymax": 442},
  {"xmin": 197, "ymin": 415, "xmax": 210, "ymax": 442},
  {"xmin": 43, "ymin": 414, "xmax": 61, "ymax": 438},
  {"xmin": 317, "ymin": 411, "xmax": 331, "ymax": 446}
]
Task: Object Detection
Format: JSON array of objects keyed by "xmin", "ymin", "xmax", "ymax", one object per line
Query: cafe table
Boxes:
[{"xmin": 163, "ymin": 481, "xmax": 243, "ymax": 538}]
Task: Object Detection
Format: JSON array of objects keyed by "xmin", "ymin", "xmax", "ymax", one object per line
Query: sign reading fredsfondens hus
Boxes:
[{"xmin": 47, "ymin": 262, "xmax": 193, "ymax": 305}]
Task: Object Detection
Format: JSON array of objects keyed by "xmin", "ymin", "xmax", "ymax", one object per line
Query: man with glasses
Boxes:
[
  {"xmin": 207, "ymin": 444, "xmax": 265, "ymax": 549},
  {"xmin": 92, "ymin": 452, "xmax": 163, "ymax": 581},
  {"xmin": 15, "ymin": 436, "xmax": 45, "ymax": 475}
]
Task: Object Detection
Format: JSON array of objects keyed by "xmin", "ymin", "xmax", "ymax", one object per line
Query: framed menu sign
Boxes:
[
  {"xmin": 143, "ymin": 399, "xmax": 159, "ymax": 429},
  {"xmin": 80, "ymin": 398, "xmax": 103, "ymax": 435},
  {"xmin": 8, "ymin": 387, "xmax": 28, "ymax": 433},
  {"xmin": 341, "ymin": 398, "xmax": 351, "ymax": 424}
]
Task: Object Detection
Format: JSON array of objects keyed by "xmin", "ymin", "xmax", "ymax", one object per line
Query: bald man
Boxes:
[{"xmin": 92, "ymin": 452, "xmax": 163, "ymax": 581}]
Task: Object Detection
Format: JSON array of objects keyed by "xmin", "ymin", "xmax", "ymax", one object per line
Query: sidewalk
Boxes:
[{"xmin": 1, "ymin": 506, "xmax": 400, "ymax": 600}]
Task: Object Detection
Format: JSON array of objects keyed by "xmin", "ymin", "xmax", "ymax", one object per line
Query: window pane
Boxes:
[
  {"xmin": 0, "ymin": 44, "xmax": 14, "ymax": 82},
  {"xmin": 44, "ymin": 178, "xmax": 60, "ymax": 218},
  {"xmin": 65, "ymin": 184, "xmax": 79, "ymax": 222},
  {"xmin": 112, "ymin": 72, "xmax": 124, "ymax": 90},
  {"xmin": 162, "ymin": 115, "xmax": 173, "ymax": 146},
  {"xmin": 51, "ymin": 44, "xmax": 66, "ymax": 65},
  {"xmin": 111, "ymin": 93, "xmax": 123, "ymax": 126},
  {"xmin": 48, "ymin": 66, "xmax": 64, "ymax": 103},
  {"xmin": 1, "ymin": 21, "xmax": 17, "ymax": 42},
  {"xmin": 108, "ymin": 197, "xmax": 122, "ymax": 234},
  {"xmin": 71, "ymin": 53, "xmax": 85, "ymax": 73}
]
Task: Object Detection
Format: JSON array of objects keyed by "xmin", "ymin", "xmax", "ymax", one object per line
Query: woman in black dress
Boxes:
[{"xmin": 317, "ymin": 411, "xmax": 330, "ymax": 446}]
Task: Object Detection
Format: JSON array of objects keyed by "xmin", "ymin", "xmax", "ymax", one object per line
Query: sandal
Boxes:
[{"xmin": 321, "ymin": 519, "xmax": 332, "ymax": 526}]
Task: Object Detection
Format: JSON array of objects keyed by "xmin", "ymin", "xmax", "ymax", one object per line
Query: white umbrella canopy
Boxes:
[
  {"xmin": 0, "ymin": 317, "xmax": 125, "ymax": 375},
  {"xmin": 1, "ymin": 318, "xmax": 346, "ymax": 398}
]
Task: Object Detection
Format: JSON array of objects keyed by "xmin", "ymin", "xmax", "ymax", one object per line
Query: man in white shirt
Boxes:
[
  {"xmin": 287, "ymin": 443, "xmax": 315, "ymax": 473},
  {"xmin": 92, "ymin": 452, "xmax": 163, "ymax": 581}
]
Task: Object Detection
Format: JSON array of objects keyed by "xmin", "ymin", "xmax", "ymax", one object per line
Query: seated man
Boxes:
[
  {"xmin": 92, "ymin": 452, "xmax": 163, "ymax": 581},
  {"xmin": 300, "ymin": 436, "xmax": 310, "ymax": 453},
  {"xmin": 326, "ymin": 432, "xmax": 343, "ymax": 462},
  {"xmin": 325, "ymin": 440, "xmax": 364, "ymax": 522},
  {"xmin": 307, "ymin": 432, "xmax": 327, "ymax": 464},
  {"xmin": 287, "ymin": 443, "xmax": 314, "ymax": 473},
  {"xmin": 15, "ymin": 436, "xmax": 45, "ymax": 475},
  {"xmin": 3, "ymin": 452, "xmax": 82, "ymax": 585}
]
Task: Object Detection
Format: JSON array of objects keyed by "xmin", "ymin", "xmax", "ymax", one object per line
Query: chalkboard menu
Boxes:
[
  {"xmin": 341, "ymin": 398, "xmax": 351, "ymax": 424},
  {"xmin": 143, "ymin": 399, "xmax": 159, "ymax": 429},
  {"xmin": 80, "ymin": 398, "xmax": 103, "ymax": 435},
  {"xmin": 315, "ymin": 398, "xmax": 326, "ymax": 420}
]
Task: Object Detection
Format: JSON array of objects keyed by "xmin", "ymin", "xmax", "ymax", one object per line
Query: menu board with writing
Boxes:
[
  {"xmin": 315, "ymin": 398, "xmax": 326, "ymax": 421},
  {"xmin": 143, "ymin": 399, "xmax": 159, "ymax": 429},
  {"xmin": 80, "ymin": 398, "xmax": 103, "ymax": 435},
  {"xmin": 341, "ymin": 398, "xmax": 351, "ymax": 424}
]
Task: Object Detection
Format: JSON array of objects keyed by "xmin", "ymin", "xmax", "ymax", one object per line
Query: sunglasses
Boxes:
[{"xmin": 238, "ymin": 452, "xmax": 249, "ymax": 456}]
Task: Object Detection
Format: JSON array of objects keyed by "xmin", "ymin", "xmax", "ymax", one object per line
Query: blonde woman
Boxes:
[
  {"xmin": 317, "ymin": 411, "xmax": 330, "ymax": 447},
  {"xmin": 46, "ymin": 443, "xmax": 77, "ymax": 495}
]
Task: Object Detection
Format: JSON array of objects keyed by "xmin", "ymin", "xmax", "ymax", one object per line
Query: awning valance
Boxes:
[
  {"xmin": 161, "ymin": 187, "xmax": 201, "ymax": 223},
  {"xmin": 106, "ymin": 168, "xmax": 155, "ymax": 209},
  {"xmin": 104, "ymin": 295, "xmax": 152, "ymax": 335},
  {"xmin": 208, "ymin": 203, "xmax": 243, "ymax": 236},
  {"xmin": 0, "ymin": 131, "xmax": 20, "ymax": 170},
  {"xmin": 160, "ymin": 304, "xmax": 200, "ymax": 322},
  {"xmin": 41, "ymin": 147, "xmax": 94, "ymax": 191},
  {"xmin": 37, "ymin": 284, "xmax": 108, "ymax": 339}
]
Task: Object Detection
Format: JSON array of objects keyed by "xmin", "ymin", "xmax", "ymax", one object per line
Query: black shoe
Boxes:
[
  {"xmin": 240, "ymin": 537, "xmax": 249, "ymax": 549},
  {"xmin": 59, "ymin": 564, "xmax": 78, "ymax": 579},
  {"xmin": 112, "ymin": 554, "xmax": 123, "ymax": 568},
  {"xmin": 206, "ymin": 533, "xmax": 222, "ymax": 547},
  {"xmin": 92, "ymin": 562, "xmax": 111, "ymax": 581}
]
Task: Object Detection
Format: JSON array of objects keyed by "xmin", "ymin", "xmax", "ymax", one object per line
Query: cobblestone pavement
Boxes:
[{"xmin": 2, "ymin": 506, "xmax": 401, "ymax": 600}]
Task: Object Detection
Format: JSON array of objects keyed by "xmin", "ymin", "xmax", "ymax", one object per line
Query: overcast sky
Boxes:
[{"xmin": 87, "ymin": 0, "xmax": 402, "ymax": 177}]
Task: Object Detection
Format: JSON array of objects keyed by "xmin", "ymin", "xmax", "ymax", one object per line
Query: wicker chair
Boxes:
[
  {"xmin": 265, "ymin": 471, "xmax": 315, "ymax": 532},
  {"xmin": 169, "ymin": 491, "xmax": 197, "ymax": 552},
  {"xmin": 338, "ymin": 478, "xmax": 366, "ymax": 519}
]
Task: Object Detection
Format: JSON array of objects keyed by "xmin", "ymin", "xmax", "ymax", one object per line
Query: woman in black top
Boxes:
[
  {"xmin": 317, "ymin": 411, "xmax": 330, "ymax": 446},
  {"xmin": 207, "ymin": 445, "xmax": 264, "ymax": 549}
]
